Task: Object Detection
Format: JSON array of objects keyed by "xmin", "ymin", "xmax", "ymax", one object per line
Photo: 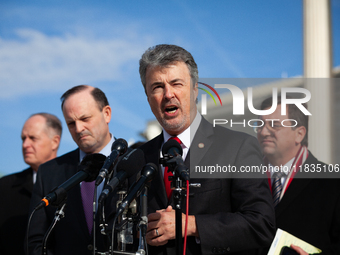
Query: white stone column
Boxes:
[{"xmin": 303, "ymin": 0, "xmax": 333, "ymax": 163}]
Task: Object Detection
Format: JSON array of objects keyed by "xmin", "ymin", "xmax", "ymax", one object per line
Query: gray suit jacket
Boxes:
[{"xmin": 140, "ymin": 117, "xmax": 275, "ymax": 255}]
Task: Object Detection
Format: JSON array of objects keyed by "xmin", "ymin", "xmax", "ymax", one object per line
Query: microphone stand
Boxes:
[
  {"xmin": 42, "ymin": 201, "xmax": 67, "ymax": 255},
  {"xmin": 173, "ymin": 175, "xmax": 184, "ymax": 255},
  {"xmin": 94, "ymin": 177, "xmax": 111, "ymax": 255},
  {"xmin": 136, "ymin": 186, "xmax": 148, "ymax": 255},
  {"xmin": 160, "ymin": 155, "xmax": 186, "ymax": 255},
  {"xmin": 93, "ymin": 185, "xmax": 98, "ymax": 255}
]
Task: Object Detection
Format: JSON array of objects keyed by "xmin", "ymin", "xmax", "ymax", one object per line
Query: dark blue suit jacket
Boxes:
[
  {"xmin": 0, "ymin": 168, "xmax": 33, "ymax": 255},
  {"xmin": 260, "ymin": 153, "xmax": 340, "ymax": 255},
  {"xmin": 27, "ymin": 149, "xmax": 114, "ymax": 255}
]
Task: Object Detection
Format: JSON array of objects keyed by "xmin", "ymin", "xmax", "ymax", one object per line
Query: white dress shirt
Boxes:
[{"xmin": 161, "ymin": 112, "xmax": 202, "ymax": 177}]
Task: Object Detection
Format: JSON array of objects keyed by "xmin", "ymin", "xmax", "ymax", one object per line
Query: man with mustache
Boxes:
[
  {"xmin": 27, "ymin": 85, "xmax": 116, "ymax": 255},
  {"xmin": 0, "ymin": 113, "xmax": 61, "ymax": 255},
  {"xmin": 138, "ymin": 44, "xmax": 275, "ymax": 255}
]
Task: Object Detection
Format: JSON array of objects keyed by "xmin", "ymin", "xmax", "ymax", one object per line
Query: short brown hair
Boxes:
[{"xmin": 60, "ymin": 85, "xmax": 109, "ymax": 111}]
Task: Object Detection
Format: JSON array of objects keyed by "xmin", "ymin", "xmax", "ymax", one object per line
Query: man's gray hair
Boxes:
[{"xmin": 139, "ymin": 44, "xmax": 199, "ymax": 93}]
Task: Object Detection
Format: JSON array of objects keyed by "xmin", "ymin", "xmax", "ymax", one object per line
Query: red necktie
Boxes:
[{"xmin": 164, "ymin": 137, "xmax": 182, "ymax": 200}]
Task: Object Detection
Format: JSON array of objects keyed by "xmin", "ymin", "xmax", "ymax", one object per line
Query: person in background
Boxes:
[
  {"xmin": 27, "ymin": 85, "xmax": 117, "ymax": 255},
  {"xmin": 256, "ymin": 96, "xmax": 340, "ymax": 255},
  {"xmin": 0, "ymin": 113, "xmax": 62, "ymax": 255}
]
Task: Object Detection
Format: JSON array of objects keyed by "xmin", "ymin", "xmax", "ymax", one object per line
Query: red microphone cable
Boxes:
[{"xmin": 183, "ymin": 180, "xmax": 189, "ymax": 255}]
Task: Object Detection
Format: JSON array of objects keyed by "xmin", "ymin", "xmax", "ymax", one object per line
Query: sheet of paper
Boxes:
[{"xmin": 267, "ymin": 228, "xmax": 321, "ymax": 255}]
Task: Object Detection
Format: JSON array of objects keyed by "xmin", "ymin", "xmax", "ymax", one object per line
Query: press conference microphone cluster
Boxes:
[
  {"xmin": 98, "ymin": 148, "xmax": 145, "ymax": 204},
  {"xmin": 34, "ymin": 153, "xmax": 107, "ymax": 210},
  {"xmin": 162, "ymin": 139, "xmax": 189, "ymax": 181},
  {"xmin": 115, "ymin": 163, "xmax": 158, "ymax": 219},
  {"xmin": 95, "ymin": 138, "xmax": 128, "ymax": 186}
]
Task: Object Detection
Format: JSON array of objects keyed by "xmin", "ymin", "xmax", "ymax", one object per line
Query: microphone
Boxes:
[
  {"xmin": 162, "ymin": 139, "xmax": 189, "ymax": 181},
  {"xmin": 136, "ymin": 186, "xmax": 148, "ymax": 255},
  {"xmin": 35, "ymin": 153, "xmax": 106, "ymax": 210},
  {"xmin": 98, "ymin": 148, "xmax": 145, "ymax": 204},
  {"xmin": 115, "ymin": 163, "xmax": 158, "ymax": 218},
  {"xmin": 95, "ymin": 138, "xmax": 128, "ymax": 186}
]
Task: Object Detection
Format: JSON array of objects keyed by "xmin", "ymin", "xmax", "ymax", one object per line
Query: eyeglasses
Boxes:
[{"xmin": 253, "ymin": 120, "xmax": 286, "ymax": 134}]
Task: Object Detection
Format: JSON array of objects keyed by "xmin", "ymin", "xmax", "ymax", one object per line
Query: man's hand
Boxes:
[
  {"xmin": 146, "ymin": 206, "xmax": 174, "ymax": 246},
  {"xmin": 146, "ymin": 206, "xmax": 198, "ymax": 246},
  {"xmin": 290, "ymin": 244, "xmax": 309, "ymax": 255}
]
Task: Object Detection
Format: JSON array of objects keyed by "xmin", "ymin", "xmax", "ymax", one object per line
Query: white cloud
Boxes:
[{"xmin": 0, "ymin": 28, "xmax": 153, "ymax": 99}]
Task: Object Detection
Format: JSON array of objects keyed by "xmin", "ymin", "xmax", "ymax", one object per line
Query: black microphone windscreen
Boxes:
[
  {"xmin": 117, "ymin": 148, "xmax": 146, "ymax": 177},
  {"xmin": 78, "ymin": 153, "xmax": 107, "ymax": 182},
  {"xmin": 162, "ymin": 139, "xmax": 183, "ymax": 157},
  {"xmin": 142, "ymin": 163, "xmax": 158, "ymax": 182},
  {"xmin": 111, "ymin": 138, "xmax": 128, "ymax": 154}
]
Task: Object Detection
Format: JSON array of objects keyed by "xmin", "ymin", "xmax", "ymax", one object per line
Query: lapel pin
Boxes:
[{"xmin": 198, "ymin": 143, "xmax": 204, "ymax": 148}]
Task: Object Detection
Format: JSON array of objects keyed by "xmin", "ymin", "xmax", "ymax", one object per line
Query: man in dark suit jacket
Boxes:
[
  {"xmin": 0, "ymin": 113, "xmax": 62, "ymax": 255},
  {"xmin": 138, "ymin": 44, "xmax": 275, "ymax": 255},
  {"xmin": 27, "ymin": 85, "xmax": 115, "ymax": 255},
  {"xmin": 256, "ymin": 97, "xmax": 340, "ymax": 255}
]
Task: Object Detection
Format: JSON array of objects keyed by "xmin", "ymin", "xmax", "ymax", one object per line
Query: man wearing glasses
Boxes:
[{"xmin": 256, "ymin": 96, "xmax": 340, "ymax": 255}]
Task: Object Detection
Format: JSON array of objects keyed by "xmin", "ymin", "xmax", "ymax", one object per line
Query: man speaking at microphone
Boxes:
[
  {"xmin": 138, "ymin": 44, "xmax": 275, "ymax": 255},
  {"xmin": 27, "ymin": 85, "xmax": 119, "ymax": 255}
]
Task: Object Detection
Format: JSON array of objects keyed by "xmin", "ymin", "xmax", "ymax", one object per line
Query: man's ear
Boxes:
[
  {"xmin": 295, "ymin": 126, "xmax": 306, "ymax": 145},
  {"xmin": 103, "ymin": 105, "xmax": 112, "ymax": 124},
  {"xmin": 51, "ymin": 135, "xmax": 61, "ymax": 151}
]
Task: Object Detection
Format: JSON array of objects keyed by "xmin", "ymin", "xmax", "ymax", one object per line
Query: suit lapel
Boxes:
[
  {"xmin": 146, "ymin": 117, "xmax": 215, "ymax": 209},
  {"xmin": 275, "ymin": 154, "xmax": 316, "ymax": 218},
  {"xmin": 12, "ymin": 168, "xmax": 34, "ymax": 197},
  {"xmin": 188, "ymin": 117, "xmax": 214, "ymax": 176},
  {"xmin": 275, "ymin": 178, "xmax": 312, "ymax": 218}
]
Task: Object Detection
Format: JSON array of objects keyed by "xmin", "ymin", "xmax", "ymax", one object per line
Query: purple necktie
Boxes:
[{"xmin": 81, "ymin": 180, "xmax": 95, "ymax": 234}]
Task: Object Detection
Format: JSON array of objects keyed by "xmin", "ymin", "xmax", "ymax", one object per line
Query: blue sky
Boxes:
[{"xmin": 1, "ymin": 0, "xmax": 339, "ymax": 176}]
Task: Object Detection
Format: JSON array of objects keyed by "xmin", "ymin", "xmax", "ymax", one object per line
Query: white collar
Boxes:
[
  {"xmin": 162, "ymin": 111, "xmax": 201, "ymax": 149},
  {"xmin": 269, "ymin": 157, "xmax": 295, "ymax": 178}
]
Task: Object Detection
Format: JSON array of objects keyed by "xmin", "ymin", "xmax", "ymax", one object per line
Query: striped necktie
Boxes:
[{"xmin": 272, "ymin": 171, "xmax": 285, "ymax": 207}]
